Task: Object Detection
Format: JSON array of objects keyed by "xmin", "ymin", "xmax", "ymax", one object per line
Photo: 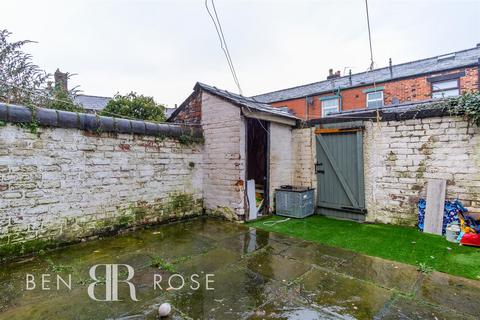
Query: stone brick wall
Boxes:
[
  {"xmin": 292, "ymin": 127, "xmax": 316, "ymax": 189},
  {"xmin": 364, "ymin": 116, "xmax": 480, "ymax": 225},
  {"xmin": 201, "ymin": 92, "xmax": 246, "ymax": 220},
  {"xmin": 0, "ymin": 124, "xmax": 203, "ymax": 258},
  {"xmin": 269, "ymin": 123, "xmax": 294, "ymax": 207},
  {"xmin": 290, "ymin": 117, "xmax": 479, "ymax": 226}
]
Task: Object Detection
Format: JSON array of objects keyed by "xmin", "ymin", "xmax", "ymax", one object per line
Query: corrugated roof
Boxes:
[
  {"xmin": 253, "ymin": 45, "xmax": 480, "ymax": 103},
  {"xmin": 74, "ymin": 94, "xmax": 111, "ymax": 111},
  {"xmin": 195, "ymin": 82, "xmax": 299, "ymax": 119}
]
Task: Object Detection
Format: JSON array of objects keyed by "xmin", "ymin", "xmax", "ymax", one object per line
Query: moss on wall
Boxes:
[
  {"xmin": 0, "ymin": 193, "xmax": 203, "ymax": 262},
  {"xmin": 0, "ymin": 238, "xmax": 60, "ymax": 261},
  {"xmin": 206, "ymin": 206, "xmax": 239, "ymax": 221}
]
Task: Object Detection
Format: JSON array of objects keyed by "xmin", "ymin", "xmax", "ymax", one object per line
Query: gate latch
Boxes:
[{"xmin": 315, "ymin": 162, "xmax": 324, "ymax": 173}]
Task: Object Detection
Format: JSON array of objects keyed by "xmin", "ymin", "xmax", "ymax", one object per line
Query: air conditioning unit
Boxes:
[{"xmin": 275, "ymin": 186, "xmax": 315, "ymax": 218}]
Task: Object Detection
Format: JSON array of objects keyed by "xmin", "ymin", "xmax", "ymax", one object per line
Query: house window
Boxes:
[
  {"xmin": 321, "ymin": 98, "xmax": 339, "ymax": 116},
  {"xmin": 431, "ymin": 79, "xmax": 459, "ymax": 99},
  {"xmin": 366, "ymin": 91, "xmax": 384, "ymax": 108}
]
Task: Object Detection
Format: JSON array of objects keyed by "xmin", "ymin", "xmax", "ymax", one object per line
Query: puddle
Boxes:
[
  {"xmin": 295, "ymin": 268, "xmax": 393, "ymax": 319},
  {"xmin": 0, "ymin": 217, "xmax": 478, "ymax": 319},
  {"xmin": 338, "ymin": 254, "xmax": 420, "ymax": 292},
  {"xmin": 244, "ymin": 248, "xmax": 311, "ymax": 283}
]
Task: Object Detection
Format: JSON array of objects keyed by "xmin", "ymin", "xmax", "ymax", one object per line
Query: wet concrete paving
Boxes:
[{"xmin": 0, "ymin": 217, "xmax": 478, "ymax": 319}]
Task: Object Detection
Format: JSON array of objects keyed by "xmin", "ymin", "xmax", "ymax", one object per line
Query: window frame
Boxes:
[
  {"xmin": 366, "ymin": 90, "xmax": 384, "ymax": 109},
  {"xmin": 321, "ymin": 97, "xmax": 339, "ymax": 117},
  {"xmin": 430, "ymin": 79, "xmax": 460, "ymax": 99}
]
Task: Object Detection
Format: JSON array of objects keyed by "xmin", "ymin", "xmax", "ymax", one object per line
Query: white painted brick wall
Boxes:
[
  {"xmin": 292, "ymin": 127, "xmax": 316, "ymax": 189},
  {"xmin": 269, "ymin": 123, "xmax": 294, "ymax": 208},
  {"xmin": 201, "ymin": 93, "xmax": 245, "ymax": 219},
  {"xmin": 290, "ymin": 118, "xmax": 479, "ymax": 226},
  {"xmin": 0, "ymin": 124, "xmax": 203, "ymax": 249},
  {"xmin": 364, "ymin": 116, "xmax": 480, "ymax": 225}
]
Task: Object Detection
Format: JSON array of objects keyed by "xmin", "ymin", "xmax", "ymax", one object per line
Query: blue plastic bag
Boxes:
[{"xmin": 417, "ymin": 199, "xmax": 467, "ymax": 235}]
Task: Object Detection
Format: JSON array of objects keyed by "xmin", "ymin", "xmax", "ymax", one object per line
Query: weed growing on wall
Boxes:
[
  {"xmin": 178, "ymin": 134, "xmax": 204, "ymax": 145},
  {"xmin": 11, "ymin": 105, "xmax": 40, "ymax": 135},
  {"xmin": 149, "ymin": 256, "xmax": 176, "ymax": 272},
  {"xmin": 15, "ymin": 120, "xmax": 40, "ymax": 135}
]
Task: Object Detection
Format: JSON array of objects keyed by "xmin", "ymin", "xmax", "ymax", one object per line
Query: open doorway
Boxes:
[{"xmin": 246, "ymin": 118, "xmax": 269, "ymax": 219}]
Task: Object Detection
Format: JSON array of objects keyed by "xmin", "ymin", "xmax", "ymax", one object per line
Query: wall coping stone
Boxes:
[{"xmin": 0, "ymin": 103, "xmax": 202, "ymax": 138}]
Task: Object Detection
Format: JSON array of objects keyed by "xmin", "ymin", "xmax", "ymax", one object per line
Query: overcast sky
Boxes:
[{"xmin": 2, "ymin": 0, "xmax": 479, "ymax": 107}]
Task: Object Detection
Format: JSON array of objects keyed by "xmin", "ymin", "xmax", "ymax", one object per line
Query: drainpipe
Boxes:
[
  {"xmin": 305, "ymin": 96, "xmax": 308, "ymax": 121},
  {"xmin": 477, "ymin": 58, "xmax": 480, "ymax": 91},
  {"xmin": 337, "ymin": 88, "xmax": 343, "ymax": 113}
]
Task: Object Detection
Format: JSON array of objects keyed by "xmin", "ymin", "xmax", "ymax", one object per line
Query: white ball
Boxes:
[{"xmin": 158, "ymin": 303, "xmax": 172, "ymax": 317}]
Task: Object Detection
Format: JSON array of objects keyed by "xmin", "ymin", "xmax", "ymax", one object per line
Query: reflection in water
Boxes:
[{"xmin": 0, "ymin": 217, "xmax": 473, "ymax": 319}]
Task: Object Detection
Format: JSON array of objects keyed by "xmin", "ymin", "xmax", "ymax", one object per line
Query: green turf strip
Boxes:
[{"xmin": 248, "ymin": 215, "xmax": 480, "ymax": 280}]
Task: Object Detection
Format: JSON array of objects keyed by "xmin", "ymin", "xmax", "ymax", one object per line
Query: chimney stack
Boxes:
[
  {"xmin": 54, "ymin": 69, "xmax": 68, "ymax": 92},
  {"xmin": 327, "ymin": 69, "xmax": 341, "ymax": 80}
]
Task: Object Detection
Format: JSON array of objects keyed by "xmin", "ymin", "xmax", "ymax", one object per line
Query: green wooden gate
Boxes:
[{"xmin": 315, "ymin": 128, "xmax": 366, "ymax": 221}]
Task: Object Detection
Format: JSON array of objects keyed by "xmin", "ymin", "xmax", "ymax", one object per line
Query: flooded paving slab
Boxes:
[
  {"xmin": 217, "ymin": 229, "xmax": 271, "ymax": 255},
  {"xmin": 416, "ymin": 271, "xmax": 480, "ymax": 318},
  {"xmin": 0, "ymin": 217, "xmax": 478, "ymax": 320},
  {"xmin": 375, "ymin": 296, "xmax": 476, "ymax": 320},
  {"xmin": 336, "ymin": 254, "xmax": 420, "ymax": 293},
  {"xmin": 280, "ymin": 241, "xmax": 355, "ymax": 270},
  {"xmin": 243, "ymin": 248, "xmax": 312, "ymax": 283},
  {"xmin": 166, "ymin": 265, "xmax": 282, "ymax": 320},
  {"xmin": 248, "ymin": 302, "xmax": 341, "ymax": 320},
  {"xmin": 295, "ymin": 268, "xmax": 393, "ymax": 319}
]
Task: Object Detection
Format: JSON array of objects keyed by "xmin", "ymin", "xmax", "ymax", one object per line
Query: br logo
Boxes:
[{"xmin": 87, "ymin": 264, "xmax": 139, "ymax": 301}]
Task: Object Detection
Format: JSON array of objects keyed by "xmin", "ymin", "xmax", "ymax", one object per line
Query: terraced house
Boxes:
[{"xmin": 252, "ymin": 44, "xmax": 480, "ymax": 120}]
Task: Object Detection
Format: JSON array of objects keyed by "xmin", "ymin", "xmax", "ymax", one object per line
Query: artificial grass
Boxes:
[{"xmin": 248, "ymin": 215, "xmax": 480, "ymax": 280}]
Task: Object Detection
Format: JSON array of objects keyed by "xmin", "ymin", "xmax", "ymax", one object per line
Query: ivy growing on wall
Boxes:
[
  {"xmin": 403, "ymin": 91, "xmax": 480, "ymax": 127},
  {"xmin": 448, "ymin": 91, "xmax": 480, "ymax": 126}
]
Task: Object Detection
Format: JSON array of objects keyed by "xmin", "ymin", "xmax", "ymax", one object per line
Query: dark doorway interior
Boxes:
[{"xmin": 246, "ymin": 118, "xmax": 269, "ymax": 216}]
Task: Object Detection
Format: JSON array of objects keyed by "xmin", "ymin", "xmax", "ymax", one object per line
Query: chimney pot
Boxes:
[
  {"xmin": 54, "ymin": 69, "xmax": 68, "ymax": 92},
  {"xmin": 327, "ymin": 69, "xmax": 341, "ymax": 80}
]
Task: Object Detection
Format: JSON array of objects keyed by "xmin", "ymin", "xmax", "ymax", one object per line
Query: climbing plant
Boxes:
[
  {"xmin": 400, "ymin": 91, "xmax": 480, "ymax": 127},
  {"xmin": 448, "ymin": 91, "xmax": 480, "ymax": 126}
]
